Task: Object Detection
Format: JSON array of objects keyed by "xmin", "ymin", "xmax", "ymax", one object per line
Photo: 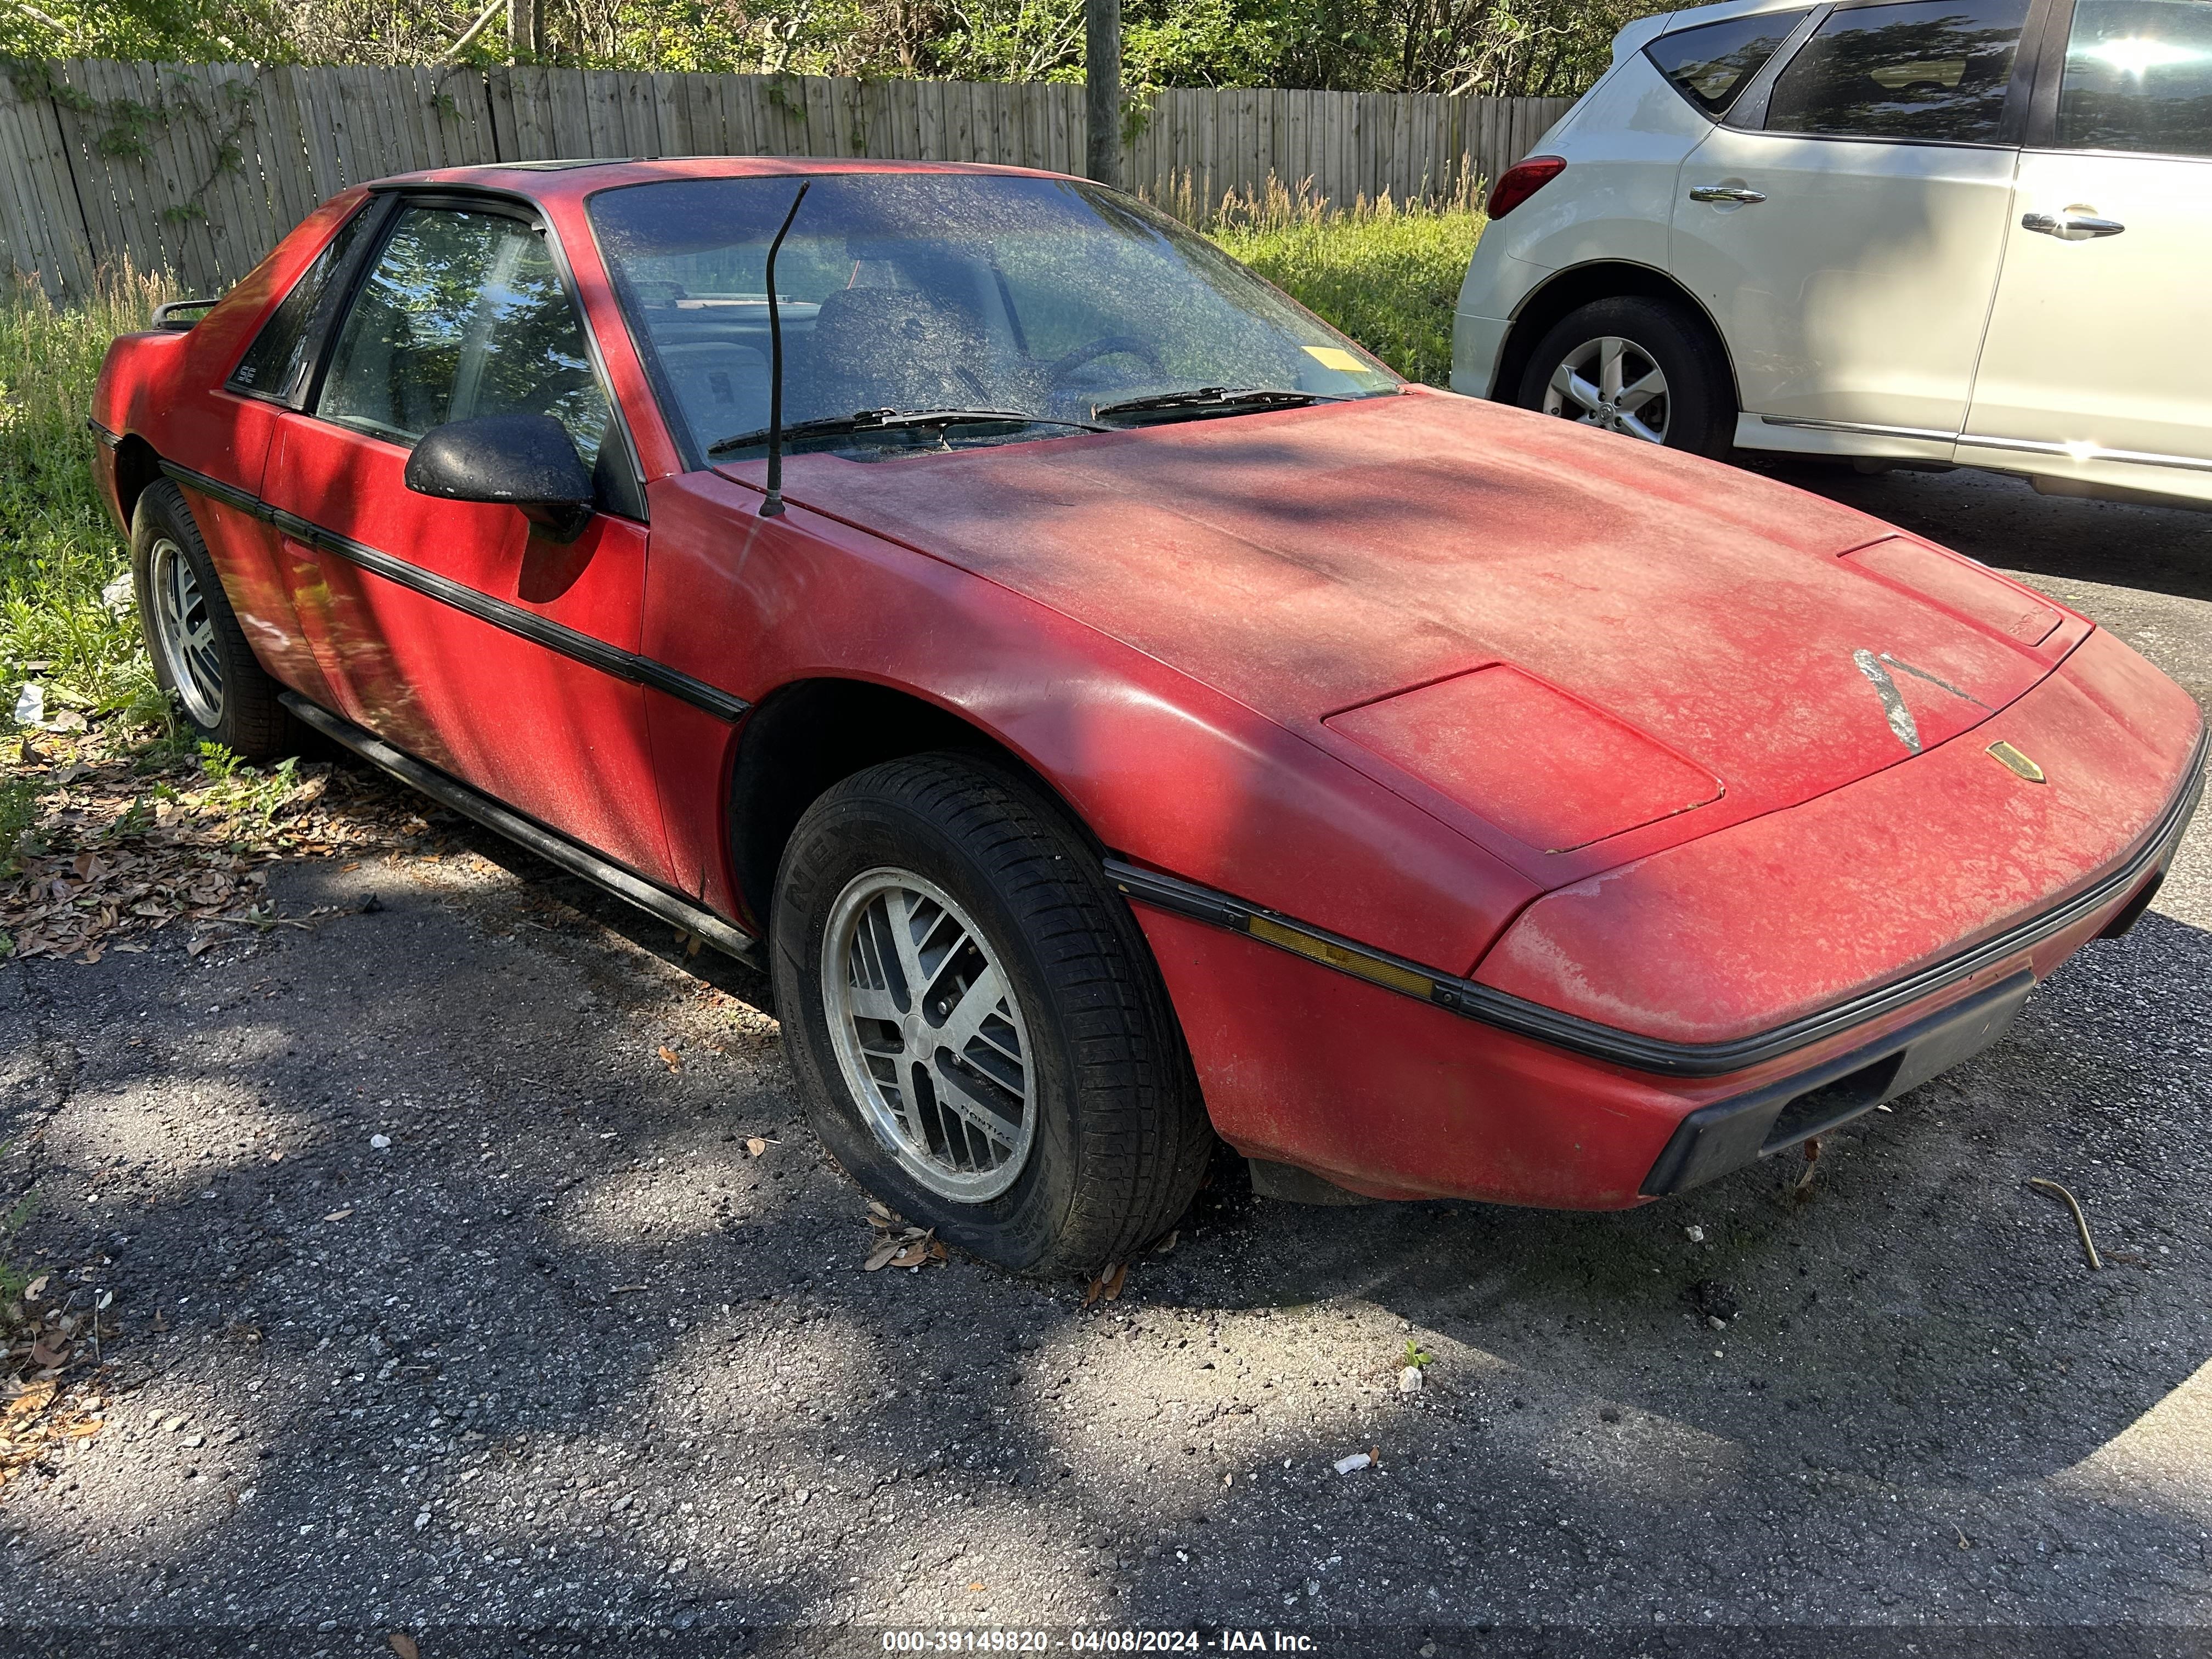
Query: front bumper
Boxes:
[
  {"xmin": 1475, "ymin": 627, "xmax": 2208, "ymax": 1051},
  {"xmin": 1642, "ymin": 969, "xmax": 2034, "ymax": 1195},
  {"xmin": 1119, "ymin": 658, "xmax": 2205, "ymax": 1207},
  {"xmin": 1643, "ymin": 732, "xmax": 2200, "ymax": 1193}
]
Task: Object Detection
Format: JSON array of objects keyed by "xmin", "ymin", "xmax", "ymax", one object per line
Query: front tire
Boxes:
[
  {"xmin": 133, "ymin": 479, "xmax": 297, "ymax": 759},
  {"xmin": 1515, "ymin": 296, "xmax": 1735, "ymax": 458},
  {"xmin": 771, "ymin": 753, "xmax": 1213, "ymax": 1276}
]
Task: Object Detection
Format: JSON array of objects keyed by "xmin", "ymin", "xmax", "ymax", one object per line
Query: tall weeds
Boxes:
[
  {"xmin": 0, "ymin": 263, "xmax": 173, "ymax": 723},
  {"xmin": 1149, "ymin": 167, "xmax": 1487, "ymax": 231},
  {"xmin": 1150, "ymin": 171, "xmax": 1488, "ymax": 387}
]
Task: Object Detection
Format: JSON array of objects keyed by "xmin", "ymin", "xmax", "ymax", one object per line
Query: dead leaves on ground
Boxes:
[
  {"xmin": 0, "ymin": 1377, "xmax": 105, "ymax": 1493},
  {"xmin": 865, "ymin": 1234, "xmax": 942, "ymax": 1272},
  {"xmin": 2, "ymin": 1268, "xmax": 115, "ymax": 1493},
  {"xmin": 1081, "ymin": 1231, "xmax": 1180, "ymax": 1306},
  {"xmin": 8, "ymin": 836, "xmax": 273, "ymax": 964},
  {"xmin": 849, "ymin": 1202, "xmax": 1173, "ymax": 1294},
  {"xmin": 863, "ymin": 1201, "xmax": 946, "ymax": 1273},
  {"xmin": 2, "ymin": 723, "xmax": 424, "ymax": 963}
]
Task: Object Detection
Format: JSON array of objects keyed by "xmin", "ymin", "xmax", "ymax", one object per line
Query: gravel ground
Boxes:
[{"xmin": 1, "ymin": 466, "xmax": 2208, "ymax": 1657}]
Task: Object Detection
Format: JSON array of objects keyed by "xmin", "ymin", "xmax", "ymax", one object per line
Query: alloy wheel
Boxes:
[
  {"xmin": 821, "ymin": 867, "xmax": 1036, "ymax": 1203},
  {"xmin": 1541, "ymin": 335, "xmax": 1671, "ymax": 444},
  {"xmin": 149, "ymin": 535, "xmax": 224, "ymax": 728}
]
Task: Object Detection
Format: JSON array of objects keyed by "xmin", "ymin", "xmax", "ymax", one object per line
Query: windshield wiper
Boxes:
[
  {"xmin": 1091, "ymin": 386, "xmax": 1351, "ymax": 420},
  {"xmin": 709, "ymin": 408, "xmax": 1105, "ymax": 456}
]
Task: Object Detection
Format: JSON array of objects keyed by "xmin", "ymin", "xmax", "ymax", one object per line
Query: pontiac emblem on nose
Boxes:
[{"xmin": 1987, "ymin": 741, "xmax": 2046, "ymax": 783}]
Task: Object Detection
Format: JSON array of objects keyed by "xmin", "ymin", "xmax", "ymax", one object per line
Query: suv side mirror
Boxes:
[{"xmin": 404, "ymin": 414, "xmax": 596, "ymax": 543}]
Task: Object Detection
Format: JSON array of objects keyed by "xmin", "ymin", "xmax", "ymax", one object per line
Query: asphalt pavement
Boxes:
[{"xmin": 2, "ymin": 462, "xmax": 2209, "ymax": 1657}]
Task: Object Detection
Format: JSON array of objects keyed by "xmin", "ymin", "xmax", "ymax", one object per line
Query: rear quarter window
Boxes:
[
  {"xmin": 227, "ymin": 202, "xmax": 379, "ymax": 406},
  {"xmin": 1646, "ymin": 10, "xmax": 1814, "ymax": 115}
]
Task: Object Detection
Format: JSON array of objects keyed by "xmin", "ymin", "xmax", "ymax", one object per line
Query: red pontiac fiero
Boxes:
[{"xmin": 91, "ymin": 157, "xmax": 2204, "ymax": 1273}]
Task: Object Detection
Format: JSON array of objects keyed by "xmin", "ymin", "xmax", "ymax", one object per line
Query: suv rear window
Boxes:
[
  {"xmin": 1764, "ymin": 0, "xmax": 2031, "ymax": 143},
  {"xmin": 1647, "ymin": 10, "xmax": 1813, "ymax": 115}
]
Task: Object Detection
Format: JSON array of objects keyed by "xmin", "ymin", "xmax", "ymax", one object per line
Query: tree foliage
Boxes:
[{"xmin": 1, "ymin": 0, "xmax": 1665, "ymax": 95}]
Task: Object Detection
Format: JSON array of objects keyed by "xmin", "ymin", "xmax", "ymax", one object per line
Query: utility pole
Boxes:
[{"xmin": 1084, "ymin": 0, "xmax": 1121, "ymax": 189}]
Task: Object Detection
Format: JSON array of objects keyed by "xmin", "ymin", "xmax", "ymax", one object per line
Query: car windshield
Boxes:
[{"xmin": 586, "ymin": 172, "xmax": 1401, "ymax": 462}]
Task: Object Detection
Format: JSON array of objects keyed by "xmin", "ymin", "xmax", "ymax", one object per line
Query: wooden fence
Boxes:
[{"xmin": 0, "ymin": 61, "xmax": 1572, "ymax": 299}]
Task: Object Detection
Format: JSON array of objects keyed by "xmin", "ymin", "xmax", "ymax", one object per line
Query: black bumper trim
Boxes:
[
  {"xmin": 157, "ymin": 458, "xmax": 750, "ymax": 724},
  {"xmin": 1638, "ymin": 970, "xmax": 2036, "ymax": 1194},
  {"xmin": 1106, "ymin": 724, "xmax": 2204, "ymax": 1079}
]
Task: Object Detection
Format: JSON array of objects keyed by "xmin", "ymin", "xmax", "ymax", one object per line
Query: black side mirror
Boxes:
[{"xmin": 404, "ymin": 414, "xmax": 596, "ymax": 543}]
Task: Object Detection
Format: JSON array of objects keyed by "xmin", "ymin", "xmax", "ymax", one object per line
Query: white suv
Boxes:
[{"xmin": 1452, "ymin": 0, "xmax": 2212, "ymax": 509}]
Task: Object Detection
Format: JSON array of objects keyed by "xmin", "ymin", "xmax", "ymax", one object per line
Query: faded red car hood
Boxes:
[{"xmin": 751, "ymin": 390, "xmax": 2083, "ymax": 871}]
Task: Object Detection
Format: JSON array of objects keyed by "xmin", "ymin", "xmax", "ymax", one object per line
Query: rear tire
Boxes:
[
  {"xmin": 771, "ymin": 753, "xmax": 1214, "ymax": 1277},
  {"xmin": 133, "ymin": 479, "xmax": 297, "ymax": 760},
  {"xmin": 1515, "ymin": 296, "xmax": 1735, "ymax": 459}
]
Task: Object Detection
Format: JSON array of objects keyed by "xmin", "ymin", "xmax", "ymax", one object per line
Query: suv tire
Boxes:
[{"xmin": 1516, "ymin": 296, "xmax": 1736, "ymax": 458}]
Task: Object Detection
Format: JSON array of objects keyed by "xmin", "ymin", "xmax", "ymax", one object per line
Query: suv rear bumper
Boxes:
[{"xmin": 1450, "ymin": 309, "xmax": 1513, "ymax": 400}]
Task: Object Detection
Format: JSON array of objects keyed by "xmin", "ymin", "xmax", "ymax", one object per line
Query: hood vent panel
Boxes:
[{"xmin": 1325, "ymin": 665, "xmax": 1723, "ymax": 854}]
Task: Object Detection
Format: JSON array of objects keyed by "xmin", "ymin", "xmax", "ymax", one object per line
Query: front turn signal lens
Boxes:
[
  {"xmin": 1487, "ymin": 155, "xmax": 1567, "ymax": 219},
  {"xmin": 1246, "ymin": 915, "xmax": 1438, "ymax": 1000}
]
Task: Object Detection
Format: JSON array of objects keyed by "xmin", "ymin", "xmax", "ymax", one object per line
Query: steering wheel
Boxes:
[{"xmin": 1049, "ymin": 334, "xmax": 1164, "ymax": 387}]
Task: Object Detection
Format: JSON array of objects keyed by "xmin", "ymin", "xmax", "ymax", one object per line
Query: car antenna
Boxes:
[{"xmin": 759, "ymin": 178, "xmax": 811, "ymax": 520}]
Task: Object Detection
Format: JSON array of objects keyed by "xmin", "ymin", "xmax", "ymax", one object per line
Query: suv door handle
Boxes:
[
  {"xmin": 1689, "ymin": 185, "xmax": 1767, "ymax": 204},
  {"xmin": 2022, "ymin": 210, "xmax": 2125, "ymax": 240}
]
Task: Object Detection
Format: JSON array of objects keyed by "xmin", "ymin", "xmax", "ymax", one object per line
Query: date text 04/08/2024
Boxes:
[{"xmin": 881, "ymin": 1635, "xmax": 1316, "ymax": 1652}]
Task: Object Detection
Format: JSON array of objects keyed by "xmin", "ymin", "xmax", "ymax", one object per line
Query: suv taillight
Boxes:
[{"xmin": 1487, "ymin": 156, "xmax": 1566, "ymax": 220}]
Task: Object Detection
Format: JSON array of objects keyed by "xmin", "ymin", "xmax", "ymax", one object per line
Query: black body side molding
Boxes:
[
  {"xmin": 1108, "ymin": 727, "xmax": 2203, "ymax": 1079},
  {"xmin": 160, "ymin": 459, "xmax": 748, "ymax": 723}
]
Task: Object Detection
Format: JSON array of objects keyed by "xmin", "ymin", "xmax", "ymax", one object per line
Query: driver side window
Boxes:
[{"xmin": 318, "ymin": 205, "xmax": 611, "ymax": 463}]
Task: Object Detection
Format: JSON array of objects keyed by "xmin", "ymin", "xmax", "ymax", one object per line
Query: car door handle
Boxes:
[
  {"xmin": 2022, "ymin": 210, "xmax": 2125, "ymax": 240},
  {"xmin": 1689, "ymin": 185, "xmax": 1767, "ymax": 204}
]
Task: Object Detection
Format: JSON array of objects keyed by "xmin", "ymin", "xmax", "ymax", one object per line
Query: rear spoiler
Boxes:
[
  {"xmin": 152, "ymin": 296, "xmax": 223, "ymax": 331},
  {"xmin": 1612, "ymin": 13, "xmax": 1676, "ymax": 60}
]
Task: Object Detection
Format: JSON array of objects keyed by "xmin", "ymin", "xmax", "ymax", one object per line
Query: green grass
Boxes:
[
  {"xmin": 0, "ymin": 266, "xmax": 174, "ymax": 726},
  {"xmin": 1170, "ymin": 175, "xmax": 1487, "ymax": 387}
]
